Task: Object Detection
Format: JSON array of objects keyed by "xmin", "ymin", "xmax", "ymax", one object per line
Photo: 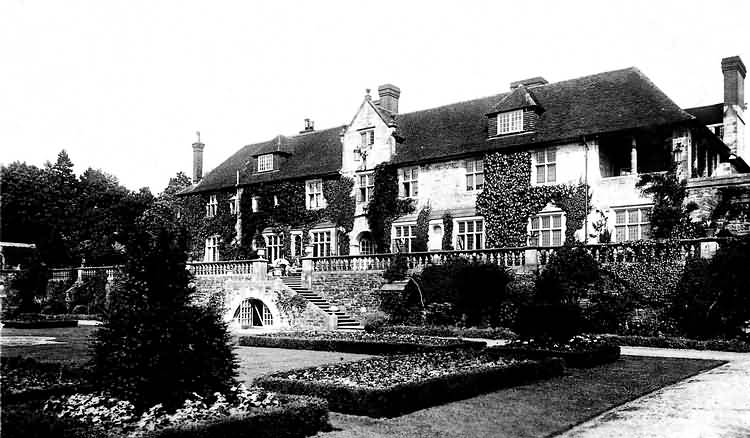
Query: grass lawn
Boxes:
[
  {"xmin": 0, "ymin": 326, "xmax": 98, "ymax": 365},
  {"xmin": 314, "ymin": 356, "xmax": 725, "ymax": 438}
]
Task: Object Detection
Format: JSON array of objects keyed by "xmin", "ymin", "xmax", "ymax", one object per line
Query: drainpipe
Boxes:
[{"xmin": 583, "ymin": 136, "xmax": 589, "ymax": 243}]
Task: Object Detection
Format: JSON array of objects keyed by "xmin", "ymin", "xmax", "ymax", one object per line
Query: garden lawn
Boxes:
[
  {"xmin": 313, "ymin": 355, "xmax": 724, "ymax": 438},
  {"xmin": 0, "ymin": 326, "xmax": 97, "ymax": 365}
]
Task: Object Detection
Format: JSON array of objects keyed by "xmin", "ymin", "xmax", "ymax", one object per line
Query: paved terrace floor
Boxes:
[{"xmin": 558, "ymin": 346, "xmax": 750, "ymax": 438}]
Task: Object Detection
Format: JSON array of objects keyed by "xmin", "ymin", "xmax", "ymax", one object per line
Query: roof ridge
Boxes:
[
  {"xmin": 628, "ymin": 67, "xmax": 695, "ymax": 120},
  {"xmin": 240, "ymin": 124, "xmax": 347, "ymax": 149}
]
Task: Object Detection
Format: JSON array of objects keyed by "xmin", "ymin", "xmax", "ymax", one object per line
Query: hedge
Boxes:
[
  {"xmin": 1, "ymin": 357, "xmax": 92, "ymax": 404},
  {"xmin": 599, "ymin": 334, "xmax": 750, "ymax": 353},
  {"xmin": 238, "ymin": 335, "xmax": 486, "ymax": 354},
  {"xmin": 11, "ymin": 312, "xmax": 102, "ymax": 321},
  {"xmin": 145, "ymin": 395, "xmax": 330, "ymax": 438},
  {"xmin": 488, "ymin": 344, "xmax": 621, "ymax": 368},
  {"xmin": 256, "ymin": 358, "xmax": 564, "ymax": 417},
  {"xmin": 379, "ymin": 325, "xmax": 518, "ymax": 340}
]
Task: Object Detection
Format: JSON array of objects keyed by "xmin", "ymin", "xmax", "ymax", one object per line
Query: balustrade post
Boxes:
[
  {"xmin": 252, "ymin": 258, "xmax": 268, "ymax": 282},
  {"xmin": 524, "ymin": 248, "xmax": 539, "ymax": 273}
]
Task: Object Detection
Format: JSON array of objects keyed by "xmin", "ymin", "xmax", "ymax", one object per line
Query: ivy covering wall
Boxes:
[
  {"xmin": 366, "ymin": 162, "xmax": 415, "ymax": 252},
  {"xmin": 184, "ymin": 176, "xmax": 355, "ymax": 261},
  {"xmin": 476, "ymin": 151, "xmax": 590, "ymax": 247}
]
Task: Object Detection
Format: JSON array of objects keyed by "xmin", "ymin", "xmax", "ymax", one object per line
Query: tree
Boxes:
[
  {"xmin": 636, "ymin": 165, "xmax": 704, "ymax": 239},
  {"xmin": 90, "ymin": 203, "xmax": 237, "ymax": 410}
]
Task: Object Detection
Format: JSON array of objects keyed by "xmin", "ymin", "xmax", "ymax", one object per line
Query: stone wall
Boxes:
[{"xmin": 311, "ymin": 270, "xmax": 386, "ymax": 321}]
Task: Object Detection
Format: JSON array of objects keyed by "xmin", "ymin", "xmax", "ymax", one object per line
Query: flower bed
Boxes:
[
  {"xmin": 2, "ymin": 319, "xmax": 79, "ymax": 328},
  {"xmin": 379, "ymin": 325, "xmax": 519, "ymax": 340},
  {"xmin": 1, "ymin": 357, "xmax": 92, "ymax": 403},
  {"xmin": 35, "ymin": 385, "xmax": 330, "ymax": 438},
  {"xmin": 256, "ymin": 350, "xmax": 564, "ymax": 417},
  {"xmin": 238, "ymin": 330, "xmax": 486, "ymax": 354},
  {"xmin": 490, "ymin": 335, "xmax": 620, "ymax": 368},
  {"xmin": 599, "ymin": 334, "xmax": 750, "ymax": 353}
]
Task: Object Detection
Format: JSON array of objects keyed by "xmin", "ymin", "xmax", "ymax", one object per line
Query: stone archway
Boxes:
[{"xmin": 233, "ymin": 298, "xmax": 273, "ymax": 328}]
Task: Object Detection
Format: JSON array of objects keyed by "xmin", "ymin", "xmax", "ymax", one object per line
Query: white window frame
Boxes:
[
  {"xmin": 360, "ymin": 130, "xmax": 374, "ymax": 147},
  {"xmin": 529, "ymin": 212, "xmax": 565, "ymax": 247},
  {"xmin": 206, "ymin": 195, "xmax": 218, "ymax": 218},
  {"xmin": 310, "ymin": 229, "xmax": 334, "ymax": 257},
  {"xmin": 305, "ymin": 179, "xmax": 325, "ymax": 210},
  {"xmin": 534, "ymin": 148, "xmax": 557, "ymax": 184},
  {"xmin": 454, "ymin": 218, "xmax": 485, "ymax": 250},
  {"xmin": 204, "ymin": 235, "xmax": 220, "ymax": 261},
  {"xmin": 465, "ymin": 158, "xmax": 485, "ymax": 192},
  {"xmin": 400, "ymin": 166, "xmax": 419, "ymax": 198},
  {"xmin": 356, "ymin": 172, "xmax": 374, "ymax": 204},
  {"xmin": 359, "ymin": 236, "xmax": 375, "ymax": 255},
  {"xmin": 497, "ymin": 109, "xmax": 523, "ymax": 135},
  {"xmin": 614, "ymin": 206, "xmax": 652, "ymax": 242},
  {"xmin": 257, "ymin": 154, "xmax": 273, "ymax": 172},
  {"xmin": 264, "ymin": 233, "xmax": 284, "ymax": 263},
  {"xmin": 228, "ymin": 192, "xmax": 239, "ymax": 215},
  {"xmin": 391, "ymin": 223, "xmax": 416, "ymax": 253}
]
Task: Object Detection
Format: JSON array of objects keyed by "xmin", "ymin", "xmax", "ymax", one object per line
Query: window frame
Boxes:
[
  {"xmin": 534, "ymin": 148, "xmax": 557, "ymax": 184},
  {"xmin": 264, "ymin": 233, "xmax": 284, "ymax": 263},
  {"xmin": 257, "ymin": 154, "xmax": 273, "ymax": 172},
  {"xmin": 465, "ymin": 158, "xmax": 485, "ymax": 192},
  {"xmin": 310, "ymin": 229, "xmax": 334, "ymax": 257},
  {"xmin": 356, "ymin": 172, "xmax": 374, "ymax": 204},
  {"xmin": 391, "ymin": 223, "xmax": 416, "ymax": 253},
  {"xmin": 228, "ymin": 192, "xmax": 239, "ymax": 215},
  {"xmin": 400, "ymin": 166, "xmax": 419, "ymax": 198},
  {"xmin": 206, "ymin": 195, "xmax": 218, "ymax": 218},
  {"xmin": 204, "ymin": 235, "xmax": 220, "ymax": 262},
  {"xmin": 360, "ymin": 129, "xmax": 375, "ymax": 147},
  {"xmin": 613, "ymin": 206, "xmax": 652, "ymax": 242},
  {"xmin": 454, "ymin": 218, "xmax": 485, "ymax": 250},
  {"xmin": 497, "ymin": 109, "xmax": 524, "ymax": 135},
  {"xmin": 528, "ymin": 212, "xmax": 565, "ymax": 247},
  {"xmin": 305, "ymin": 179, "xmax": 325, "ymax": 210}
]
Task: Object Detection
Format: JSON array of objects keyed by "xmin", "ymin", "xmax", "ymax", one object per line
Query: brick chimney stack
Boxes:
[
  {"xmin": 192, "ymin": 132, "xmax": 205, "ymax": 184},
  {"xmin": 377, "ymin": 84, "xmax": 401, "ymax": 113},
  {"xmin": 721, "ymin": 56, "xmax": 746, "ymax": 159}
]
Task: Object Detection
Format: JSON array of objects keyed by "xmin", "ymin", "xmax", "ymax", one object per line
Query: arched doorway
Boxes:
[{"xmin": 234, "ymin": 298, "xmax": 273, "ymax": 328}]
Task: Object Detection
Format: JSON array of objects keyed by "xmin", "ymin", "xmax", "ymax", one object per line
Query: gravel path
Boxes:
[{"xmin": 556, "ymin": 346, "xmax": 750, "ymax": 438}]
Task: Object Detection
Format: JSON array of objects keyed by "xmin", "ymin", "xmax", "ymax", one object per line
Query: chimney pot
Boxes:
[
  {"xmin": 377, "ymin": 84, "xmax": 401, "ymax": 113},
  {"xmin": 300, "ymin": 118, "xmax": 315, "ymax": 134}
]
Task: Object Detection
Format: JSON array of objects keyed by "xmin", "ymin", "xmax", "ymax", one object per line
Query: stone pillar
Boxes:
[
  {"xmin": 631, "ymin": 136, "xmax": 638, "ymax": 175},
  {"xmin": 523, "ymin": 248, "xmax": 539, "ymax": 273},
  {"xmin": 252, "ymin": 258, "xmax": 268, "ymax": 282},
  {"xmin": 302, "ymin": 245, "xmax": 314, "ymax": 290}
]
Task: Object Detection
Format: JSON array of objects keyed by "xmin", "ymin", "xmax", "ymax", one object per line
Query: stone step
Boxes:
[{"xmin": 280, "ymin": 276, "xmax": 363, "ymax": 331}]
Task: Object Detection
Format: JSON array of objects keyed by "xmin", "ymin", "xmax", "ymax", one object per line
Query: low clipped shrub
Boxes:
[
  {"xmin": 361, "ymin": 310, "xmax": 389, "ymax": 333},
  {"xmin": 378, "ymin": 325, "xmax": 518, "ymax": 340},
  {"xmin": 492, "ymin": 335, "xmax": 621, "ymax": 368},
  {"xmin": 598, "ymin": 334, "xmax": 750, "ymax": 353}
]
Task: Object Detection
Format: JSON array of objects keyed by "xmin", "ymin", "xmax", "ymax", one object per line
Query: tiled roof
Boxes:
[
  {"xmin": 183, "ymin": 67, "xmax": 694, "ymax": 194},
  {"xmin": 488, "ymin": 86, "xmax": 539, "ymax": 114},
  {"xmin": 182, "ymin": 125, "xmax": 345, "ymax": 194},
  {"xmin": 685, "ymin": 103, "xmax": 723, "ymax": 126},
  {"xmin": 393, "ymin": 67, "xmax": 694, "ymax": 164}
]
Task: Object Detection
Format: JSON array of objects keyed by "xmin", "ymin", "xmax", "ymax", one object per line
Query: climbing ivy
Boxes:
[
  {"xmin": 413, "ymin": 204, "xmax": 431, "ymax": 252},
  {"xmin": 323, "ymin": 178, "xmax": 356, "ymax": 255},
  {"xmin": 441, "ymin": 212, "xmax": 454, "ymax": 250},
  {"xmin": 188, "ymin": 191, "xmax": 238, "ymax": 261},
  {"xmin": 476, "ymin": 151, "xmax": 590, "ymax": 247},
  {"xmin": 366, "ymin": 162, "xmax": 416, "ymax": 253}
]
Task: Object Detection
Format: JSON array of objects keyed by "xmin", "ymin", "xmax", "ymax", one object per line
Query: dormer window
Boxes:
[
  {"xmin": 257, "ymin": 154, "xmax": 273, "ymax": 172},
  {"xmin": 497, "ymin": 110, "xmax": 523, "ymax": 135}
]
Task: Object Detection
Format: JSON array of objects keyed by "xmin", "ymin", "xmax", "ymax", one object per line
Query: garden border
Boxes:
[
  {"xmin": 256, "ymin": 357, "xmax": 564, "ymax": 417},
  {"xmin": 237, "ymin": 335, "xmax": 486, "ymax": 354},
  {"xmin": 488, "ymin": 344, "xmax": 621, "ymax": 368}
]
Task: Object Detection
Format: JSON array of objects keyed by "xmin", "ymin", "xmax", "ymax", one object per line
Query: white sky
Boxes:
[{"xmin": 1, "ymin": 0, "xmax": 748, "ymax": 193}]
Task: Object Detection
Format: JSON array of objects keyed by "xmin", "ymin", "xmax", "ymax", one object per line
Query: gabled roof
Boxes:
[
  {"xmin": 487, "ymin": 86, "xmax": 540, "ymax": 114},
  {"xmin": 685, "ymin": 103, "xmax": 723, "ymax": 126},
  {"xmin": 392, "ymin": 67, "xmax": 694, "ymax": 164},
  {"xmin": 182, "ymin": 125, "xmax": 345, "ymax": 194}
]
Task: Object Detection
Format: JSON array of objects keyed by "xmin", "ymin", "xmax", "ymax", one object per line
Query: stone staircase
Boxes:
[{"xmin": 281, "ymin": 273, "xmax": 363, "ymax": 330}]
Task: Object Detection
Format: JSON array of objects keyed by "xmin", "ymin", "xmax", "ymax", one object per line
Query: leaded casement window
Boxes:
[
  {"xmin": 529, "ymin": 213, "xmax": 564, "ymax": 247},
  {"xmin": 205, "ymin": 195, "xmax": 218, "ymax": 217},
  {"xmin": 400, "ymin": 167, "xmax": 419, "ymax": 198},
  {"xmin": 534, "ymin": 148, "xmax": 557, "ymax": 184},
  {"xmin": 311, "ymin": 230, "xmax": 332, "ymax": 257},
  {"xmin": 466, "ymin": 158, "xmax": 485, "ymax": 191},
  {"xmin": 360, "ymin": 130, "xmax": 374, "ymax": 147},
  {"xmin": 359, "ymin": 237, "xmax": 375, "ymax": 255},
  {"xmin": 392, "ymin": 224, "xmax": 416, "ymax": 252},
  {"xmin": 305, "ymin": 179, "xmax": 325, "ymax": 210},
  {"xmin": 205, "ymin": 235, "xmax": 220, "ymax": 261},
  {"xmin": 497, "ymin": 109, "xmax": 523, "ymax": 135},
  {"xmin": 456, "ymin": 219, "xmax": 484, "ymax": 250},
  {"xmin": 614, "ymin": 207, "xmax": 652, "ymax": 242},
  {"xmin": 264, "ymin": 233, "xmax": 283, "ymax": 263},
  {"xmin": 228, "ymin": 192, "xmax": 239, "ymax": 215},
  {"xmin": 357, "ymin": 173, "xmax": 374, "ymax": 204},
  {"xmin": 257, "ymin": 154, "xmax": 273, "ymax": 172}
]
